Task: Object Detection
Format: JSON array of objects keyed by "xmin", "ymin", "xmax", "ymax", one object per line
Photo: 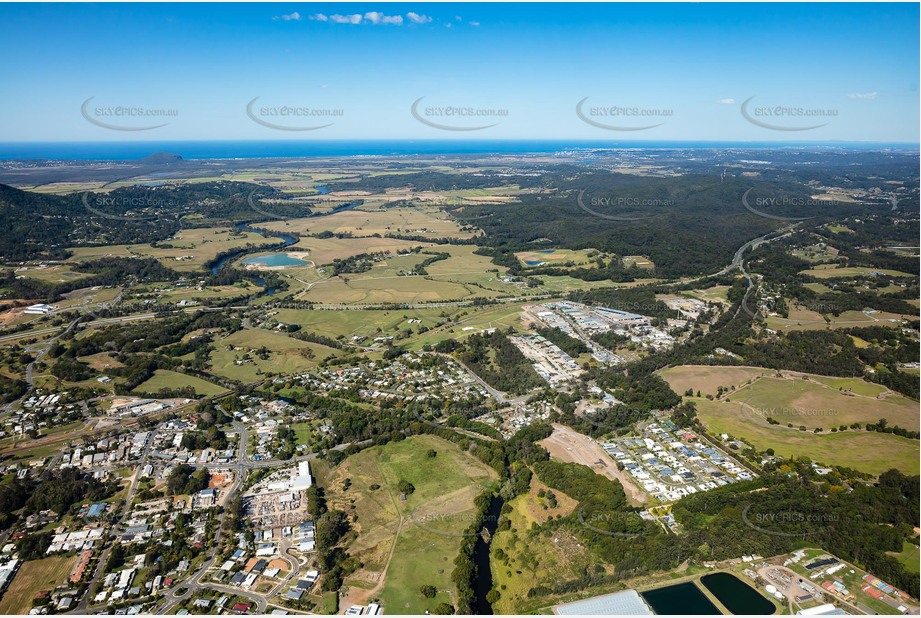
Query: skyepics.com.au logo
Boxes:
[
  {"xmin": 577, "ymin": 190, "xmax": 669, "ymax": 221},
  {"xmin": 81, "ymin": 97, "xmax": 178, "ymax": 131},
  {"xmin": 742, "ymin": 503, "xmax": 839, "ymax": 538},
  {"xmin": 743, "ymin": 404, "xmax": 839, "ymax": 423},
  {"xmin": 409, "ymin": 508, "xmax": 504, "ymax": 538},
  {"xmin": 576, "ymin": 97, "xmax": 672, "ymax": 131},
  {"xmin": 411, "ymin": 97, "xmax": 508, "ymax": 131},
  {"xmin": 246, "ymin": 190, "xmax": 305, "ymax": 221},
  {"xmin": 577, "ymin": 507, "xmax": 648, "ymax": 538},
  {"xmin": 740, "ymin": 97, "xmax": 837, "ymax": 132},
  {"xmin": 81, "ymin": 192, "xmax": 176, "ymax": 221},
  {"xmin": 741, "ymin": 188, "xmax": 835, "ymax": 222},
  {"xmin": 246, "ymin": 97, "xmax": 344, "ymax": 131}
]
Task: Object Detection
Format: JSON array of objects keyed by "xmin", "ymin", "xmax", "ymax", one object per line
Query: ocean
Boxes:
[{"xmin": 0, "ymin": 140, "xmax": 914, "ymax": 161}]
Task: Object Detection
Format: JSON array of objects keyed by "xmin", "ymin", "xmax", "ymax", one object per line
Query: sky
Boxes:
[{"xmin": 0, "ymin": 2, "xmax": 918, "ymax": 143}]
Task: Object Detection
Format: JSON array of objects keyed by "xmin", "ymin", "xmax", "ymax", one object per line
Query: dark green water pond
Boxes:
[
  {"xmin": 701, "ymin": 572, "xmax": 776, "ymax": 615},
  {"xmin": 641, "ymin": 582, "xmax": 721, "ymax": 615}
]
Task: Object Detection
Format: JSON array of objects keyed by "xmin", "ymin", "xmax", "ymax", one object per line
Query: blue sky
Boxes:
[{"xmin": 0, "ymin": 3, "xmax": 917, "ymax": 142}]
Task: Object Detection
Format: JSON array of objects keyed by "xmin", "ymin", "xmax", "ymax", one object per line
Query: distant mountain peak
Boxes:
[{"xmin": 140, "ymin": 152, "xmax": 184, "ymax": 164}]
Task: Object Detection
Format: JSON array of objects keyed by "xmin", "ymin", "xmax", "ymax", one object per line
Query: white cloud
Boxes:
[
  {"xmin": 469, "ymin": 21, "xmax": 480, "ymax": 26},
  {"xmin": 328, "ymin": 13, "xmax": 363, "ymax": 24},
  {"xmin": 312, "ymin": 11, "xmax": 408, "ymax": 25},
  {"xmin": 364, "ymin": 11, "xmax": 403, "ymax": 25},
  {"xmin": 719, "ymin": 98, "xmax": 735, "ymax": 105},
  {"xmin": 407, "ymin": 12, "xmax": 432, "ymax": 24},
  {"xmin": 848, "ymin": 92, "xmax": 878, "ymax": 100},
  {"xmin": 274, "ymin": 11, "xmax": 301, "ymax": 21}
]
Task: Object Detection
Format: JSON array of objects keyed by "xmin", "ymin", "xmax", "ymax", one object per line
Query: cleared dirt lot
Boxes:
[
  {"xmin": 658, "ymin": 365, "xmax": 776, "ymax": 397},
  {"xmin": 539, "ymin": 423, "xmax": 647, "ymax": 506}
]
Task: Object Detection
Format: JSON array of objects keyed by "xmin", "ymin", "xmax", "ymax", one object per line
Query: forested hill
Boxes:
[
  {"xmin": 453, "ymin": 173, "xmax": 873, "ymax": 278},
  {"xmin": 0, "ymin": 184, "xmax": 76, "ymax": 260},
  {"xmin": 0, "ymin": 181, "xmax": 302, "ymax": 262}
]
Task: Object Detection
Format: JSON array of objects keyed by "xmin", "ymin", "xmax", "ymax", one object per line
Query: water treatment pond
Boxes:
[
  {"xmin": 700, "ymin": 572, "xmax": 775, "ymax": 615},
  {"xmin": 641, "ymin": 582, "xmax": 721, "ymax": 615}
]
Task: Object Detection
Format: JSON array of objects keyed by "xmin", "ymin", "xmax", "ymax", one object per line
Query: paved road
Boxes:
[
  {"xmin": 74, "ymin": 429, "xmax": 156, "ymax": 612},
  {"xmin": 0, "ymin": 397, "xmax": 205, "ymax": 457},
  {"xmin": 156, "ymin": 443, "xmax": 247, "ymax": 615},
  {"xmin": 431, "ymin": 351, "xmax": 535, "ymax": 405}
]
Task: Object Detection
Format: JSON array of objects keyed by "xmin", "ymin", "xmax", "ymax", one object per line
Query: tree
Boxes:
[
  {"xmin": 15, "ymin": 532, "xmax": 52, "ymax": 560},
  {"xmin": 397, "ymin": 480, "xmax": 415, "ymax": 495},
  {"xmin": 420, "ymin": 585, "xmax": 437, "ymax": 598}
]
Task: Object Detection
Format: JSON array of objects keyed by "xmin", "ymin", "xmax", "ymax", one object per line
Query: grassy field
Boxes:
[
  {"xmin": 292, "ymin": 241, "xmax": 634, "ymax": 305},
  {"xmin": 791, "ymin": 245, "xmax": 840, "ymax": 263},
  {"xmin": 681, "ymin": 285, "xmax": 732, "ymax": 304},
  {"xmin": 490, "ymin": 479, "xmax": 601, "ymax": 614},
  {"xmin": 810, "ymin": 375, "xmax": 888, "ymax": 397},
  {"xmin": 130, "ymin": 281, "xmax": 258, "ymax": 302},
  {"xmin": 659, "ymin": 365, "xmax": 777, "ymax": 397},
  {"xmin": 515, "ymin": 248, "xmax": 597, "ymax": 268},
  {"xmin": 693, "ymin": 397, "xmax": 919, "ymax": 475},
  {"xmin": 799, "ymin": 265, "xmax": 916, "ymax": 279},
  {"xmin": 326, "ymin": 435, "xmax": 497, "ymax": 615},
  {"xmin": 291, "ymin": 421, "xmax": 313, "ymax": 440},
  {"xmin": 134, "ymin": 369, "xmax": 226, "ymax": 397},
  {"xmin": 622, "ymin": 255, "xmax": 655, "ymax": 270},
  {"xmin": 303, "ymin": 274, "xmax": 480, "ymax": 305},
  {"xmin": 405, "ymin": 303, "xmax": 529, "ymax": 351},
  {"xmin": 260, "ymin": 205, "xmax": 474, "ymax": 240},
  {"xmin": 13, "ymin": 264, "xmax": 93, "ymax": 284},
  {"xmin": 661, "ymin": 365, "xmax": 920, "ymax": 474},
  {"xmin": 289, "ymin": 236, "xmax": 425, "ymax": 267},
  {"xmin": 0, "ymin": 556, "xmax": 74, "ymax": 614},
  {"xmin": 207, "ymin": 328, "xmax": 340, "ymax": 382},
  {"xmin": 66, "ymin": 227, "xmax": 282, "ymax": 272},
  {"xmin": 78, "ymin": 351, "xmax": 125, "ymax": 371},
  {"xmin": 296, "ymin": 244, "xmax": 517, "ymax": 304},
  {"xmin": 888, "ymin": 541, "xmax": 920, "ymax": 574},
  {"xmin": 720, "ymin": 375, "xmax": 919, "ymax": 429},
  {"xmin": 275, "ymin": 306, "xmax": 450, "ymax": 340},
  {"xmin": 765, "ymin": 307, "xmax": 918, "ymax": 332}
]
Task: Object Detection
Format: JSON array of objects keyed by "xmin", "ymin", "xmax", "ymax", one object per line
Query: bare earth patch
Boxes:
[{"xmin": 539, "ymin": 423, "xmax": 647, "ymax": 506}]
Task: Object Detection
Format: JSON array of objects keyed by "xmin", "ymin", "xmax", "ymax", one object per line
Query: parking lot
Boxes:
[{"xmin": 602, "ymin": 419, "xmax": 754, "ymax": 503}]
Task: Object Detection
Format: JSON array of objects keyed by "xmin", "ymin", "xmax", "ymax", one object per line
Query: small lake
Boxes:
[
  {"xmin": 641, "ymin": 582, "xmax": 721, "ymax": 615},
  {"xmin": 209, "ymin": 224, "xmax": 299, "ymax": 275},
  {"xmin": 700, "ymin": 573, "xmax": 775, "ymax": 615},
  {"xmin": 242, "ymin": 253, "xmax": 307, "ymax": 268}
]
